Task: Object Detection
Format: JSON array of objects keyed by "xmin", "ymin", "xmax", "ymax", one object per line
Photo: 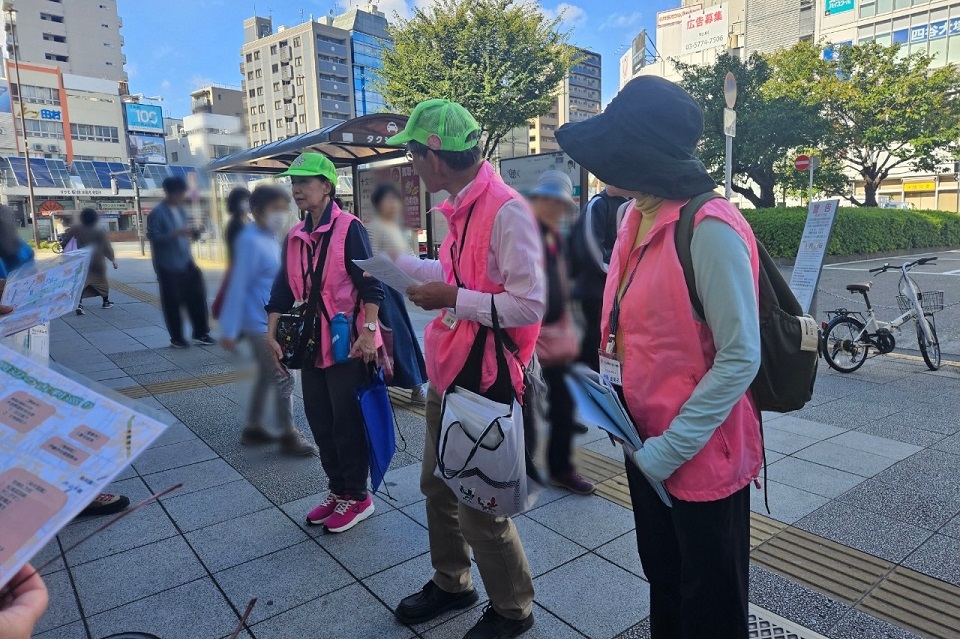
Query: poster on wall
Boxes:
[
  {"xmin": 680, "ymin": 3, "xmax": 729, "ymax": 55},
  {"xmin": 357, "ymin": 163, "xmax": 423, "ymax": 231},
  {"xmin": 399, "ymin": 165, "xmax": 421, "ymax": 229}
]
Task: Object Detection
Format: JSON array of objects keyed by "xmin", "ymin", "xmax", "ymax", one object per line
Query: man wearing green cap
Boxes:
[{"xmin": 387, "ymin": 100, "xmax": 544, "ymax": 639}]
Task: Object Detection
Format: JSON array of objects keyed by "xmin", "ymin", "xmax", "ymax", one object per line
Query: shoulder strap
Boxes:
[
  {"xmin": 304, "ymin": 219, "xmax": 336, "ymax": 325},
  {"xmin": 675, "ymin": 192, "xmax": 723, "ymax": 321}
]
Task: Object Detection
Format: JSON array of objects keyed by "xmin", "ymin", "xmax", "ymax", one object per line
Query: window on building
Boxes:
[
  {"xmin": 11, "ymin": 84, "xmax": 61, "ymax": 105},
  {"xmin": 295, "ymin": 56, "xmax": 302, "ymax": 66},
  {"xmin": 246, "ymin": 53, "xmax": 253, "ymax": 62},
  {"xmin": 70, "ymin": 124, "xmax": 120, "ymax": 143},
  {"xmin": 254, "ymin": 51, "xmax": 261, "ymax": 60},
  {"xmin": 256, "ymin": 87, "xmax": 263, "ymax": 96},
  {"xmin": 44, "ymin": 53, "xmax": 69, "ymax": 63},
  {"xmin": 297, "ymin": 95, "xmax": 305, "ymax": 105},
  {"xmin": 276, "ymin": 118, "xmax": 283, "ymax": 128},
  {"xmin": 258, "ymin": 104, "xmax": 265, "ymax": 113},
  {"xmin": 893, "ymin": 0, "xmax": 910, "ymax": 9},
  {"xmin": 42, "ymin": 33, "xmax": 66, "ymax": 43},
  {"xmin": 39, "ymin": 13, "xmax": 64, "ymax": 22},
  {"xmin": 298, "ymin": 114, "xmax": 306, "ymax": 124},
  {"xmin": 255, "ymin": 69, "xmax": 262, "ymax": 78},
  {"xmin": 272, "ymin": 64, "xmax": 279, "ymax": 73},
  {"xmin": 273, "ymin": 82, "xmax": 280, "ymax": 91},
  {"xmin": 250, "ymin": 107, "xmax": 257, "ymax": 115},
  {"xmin": 296, "ymin": 76, "xmax": 304, "ymax": 86},
  {"xmin": 248, "ymin": 89, "xmax": 255, "ymax": 97},
  {"xmin": 877, "ymin": 0, "xmax": 893, "ymax": 13},
  {"xmin": 274, "ymin": 100, "xmax": 281, "ymax": 109},
  {"xmin": 293, "ymin": 37, "xmax": 301, "ymax": 47},
  {"xmin": 270, "ymin": 45, "xmax": 277, "ymax": 55},
  {"xmin": 16, "ymin": 119, "xmax": 65, "ymax": 139},
  {"xmin": 171, "ymin": 152, "xmax": 179, "ymax": 162},
  {"xmin": 247, "ymin": 71, "xmax": 254, "ymax": 80},
  {"xmin": 279, "ymin": 40, "xmax": 288, "ymax": 48}
]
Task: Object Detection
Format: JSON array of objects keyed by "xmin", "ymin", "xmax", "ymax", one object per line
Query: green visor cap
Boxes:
[
  {"xmin": 278, "ymin": 152, "xmax": 338, "ymax": 187},
  {"xmin": 386, "ymin": 99, "xmax": 482, "ymax": 152}
]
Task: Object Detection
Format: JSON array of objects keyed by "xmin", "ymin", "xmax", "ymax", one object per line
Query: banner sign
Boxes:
[
  {"xmin": 789, "ymin": 199, "xmax": 840, "ymax": 314},
  {"xmin": 681, "ymin": 4, "xmax": 728, "ymax": 55}
]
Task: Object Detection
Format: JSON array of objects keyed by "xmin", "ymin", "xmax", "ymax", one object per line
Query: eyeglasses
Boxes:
[{"xmin": 404, "ymin": 150, "xmax": 414, "ymax": 162}]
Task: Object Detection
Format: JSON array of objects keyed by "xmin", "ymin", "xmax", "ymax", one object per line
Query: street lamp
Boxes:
[{"xmin": 3, "ymin": 0, "xmax": 40, "ymax": 248}]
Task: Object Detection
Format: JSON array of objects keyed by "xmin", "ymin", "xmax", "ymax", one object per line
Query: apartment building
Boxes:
[
  {"xmin": 4, "ymin": 0, "xmax": 127, "ymax": 84},
  {"xmin": 241, "ymin": 15, "xmax": 354, "ymax": 147},
  {"xmin": 333, "ymin": 4, "xmax": 391, "ymax": 116},
  {"xmin": 529, "ymin": 48, "xmax": 602, "ymax": 155},
  {"xmin": 190, "ymin": 85, "xmax": 245, "ymax": 120}
]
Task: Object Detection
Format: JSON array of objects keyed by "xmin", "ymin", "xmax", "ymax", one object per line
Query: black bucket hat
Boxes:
[{"xmin": 556, "ymin": 75, "xmax": 717, "ymax": 200}]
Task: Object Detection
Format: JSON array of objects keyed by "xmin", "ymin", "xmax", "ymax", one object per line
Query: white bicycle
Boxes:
[{"xmin": 822, "ymin": 257, "xmax": 942, "ymax": 373}]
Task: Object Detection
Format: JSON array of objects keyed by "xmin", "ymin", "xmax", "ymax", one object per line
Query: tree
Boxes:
[
  {"xmin": 768, "ymin": 41, "xmax": 960, "ymax": 207},
  {"xmin": 378, "ymin": 0, "xmax": 576, "ymax": 159},
  {"xmin": 675, "ymin": 52, "xmax": 834, "ymax": 209}
]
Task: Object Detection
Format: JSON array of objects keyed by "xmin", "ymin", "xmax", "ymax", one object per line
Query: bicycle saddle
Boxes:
[{"xmin": 846, "ymin": 283, "xmax": 872, "ymax": 293}]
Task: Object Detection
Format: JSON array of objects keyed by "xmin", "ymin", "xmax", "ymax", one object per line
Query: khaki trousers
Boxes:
[{"xmin": 420, "ymin": 385, "xmax": 535, "ymax": 620}]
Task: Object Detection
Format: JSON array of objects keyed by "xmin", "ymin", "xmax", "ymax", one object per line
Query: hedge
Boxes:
[{"xmin": 742, "ymin": 207, "xmax": 960, "ymax": 259}]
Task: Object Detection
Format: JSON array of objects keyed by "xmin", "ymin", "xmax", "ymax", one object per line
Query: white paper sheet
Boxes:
[
  {"xmin": 353, "ymin": 254, "xmax": 422, "ymax": 295},
  {"xmin": 0, "ymin": 249, "xmax": 92, "ymax": 337},
  {"xmin": 0, "ymin": 343, "xmax": 168, "ymax": 586}
]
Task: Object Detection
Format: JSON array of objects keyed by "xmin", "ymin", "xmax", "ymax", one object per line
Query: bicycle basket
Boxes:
[{"xmin": 896, "ymin": 290, "xmax": 944, "ymax": 314}]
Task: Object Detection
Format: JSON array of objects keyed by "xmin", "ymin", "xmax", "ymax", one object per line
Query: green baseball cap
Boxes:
[
  {"xmin": 278, "ymin": 152, "xmax": 338, "ymax": 187},
  {"xmin": 386, "ymin": 99, "xmax": 481, "ymax": 152}
]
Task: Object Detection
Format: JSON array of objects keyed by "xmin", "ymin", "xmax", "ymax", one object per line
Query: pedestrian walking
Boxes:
[
  {"xmin": 223, "ymin": 186, "xmax": 251, "ymax": 264},
  {"xmin": 60, "ymin": 208, "xmax": 118, "ymax": 315},
  {"xmin": 568, "ymin": 188, "xmax": 627, "ymax": 371},
  {"xmin": 218, "ymin": 185, "xmax": 316, "ymax": 456},
  {"xmin": 526, "ymin": 171, "xmax": 594, "ymax": 495},
  {"xmin": 367, "ymin": 182, "xmax": 428, "ymax": 403},
  {"xmin": 265, "ymin": 152, "xmax": 384, "ymax": 534},
  {"xmin": 557, "ymin": 75, "xmax": 762, "ymax": 639},
  {"xmin": 146, "ymin": 176, "xmax": 215, "ymax": 349},
  {"xmin": 386, "ymin": 99, "xmax": 544, "ymax": 639}
]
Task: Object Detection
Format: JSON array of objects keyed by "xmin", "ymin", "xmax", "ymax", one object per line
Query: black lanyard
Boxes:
[
  {"xmin": 606, "ymin": 244, "xmax": 649, "ymax": 353},
  {"xmin": 450, "ymin": 204, "xmax": 476, "ymax": 289}
]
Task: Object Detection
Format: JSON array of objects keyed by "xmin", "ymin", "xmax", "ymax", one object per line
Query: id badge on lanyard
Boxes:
[{"xmin": 602, "ymin": 244, "xmax": 648, "ymax": 387}]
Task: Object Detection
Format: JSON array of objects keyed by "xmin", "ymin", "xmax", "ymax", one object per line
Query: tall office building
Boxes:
[
  {"xmin": 3, "ymin": 0, "xmax": 127, "ymax": 84},
  {"xmin": 333, "ymin": 4, "xmax": 391, "ymax": 116},
  {"xmin": 529, "ymin": 48, "xmax": 602, "ymax": 155},
  {"xmin": 241, "ymin": 15, "xmax": 354, "ymax": 146}
]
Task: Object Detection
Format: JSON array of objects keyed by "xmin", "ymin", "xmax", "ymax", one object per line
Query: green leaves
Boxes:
[{"xmin": 378, "ymin": 0, "xmax": 576, "ymax": 158}]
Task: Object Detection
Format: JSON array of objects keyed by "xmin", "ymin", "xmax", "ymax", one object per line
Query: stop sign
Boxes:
[{"xmin": 795, "ymin": 155, "xmax": 811, "ymax": 171}]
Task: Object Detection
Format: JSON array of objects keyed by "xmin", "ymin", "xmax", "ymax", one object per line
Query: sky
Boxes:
[{"xmin": 117, "ymin": 0, "xmax": 679, "ymax": 119}]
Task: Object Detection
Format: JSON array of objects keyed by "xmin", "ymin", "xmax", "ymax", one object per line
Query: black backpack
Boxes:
[{"xmin": 675, "ymin": 193, "xmax": 819, "ymax": 413}]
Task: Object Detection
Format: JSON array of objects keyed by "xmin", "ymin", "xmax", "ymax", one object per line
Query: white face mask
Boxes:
[{"xmin": 266, "ymin": 211, "xmax": 287, "ymax": 234}]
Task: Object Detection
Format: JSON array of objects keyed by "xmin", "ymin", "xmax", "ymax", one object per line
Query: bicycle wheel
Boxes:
[
  {"xmin": 50, "ymin": 242, "xmax": 62, "ymax": 254},
  {"xmin": 823, "ymin": 316, "xmax": 869, "ymax": 373},
  {"xmin": 917, "ymin": 314, "xmax": 941, "ymax": 371}
]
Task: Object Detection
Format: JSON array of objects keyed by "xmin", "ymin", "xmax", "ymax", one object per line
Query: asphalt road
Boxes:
[{"xmin": 811, "ymin": 249, "xmax": 960, "ymax": 359}]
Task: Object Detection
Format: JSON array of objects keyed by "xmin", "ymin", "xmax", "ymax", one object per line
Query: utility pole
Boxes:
[
  {"xmin": 130, "ymin": 158, "xmax": 144, "ymax": 256},
  {"xmin": 4, "ymin": 1, "xmax": 39, "ymax": 247}
]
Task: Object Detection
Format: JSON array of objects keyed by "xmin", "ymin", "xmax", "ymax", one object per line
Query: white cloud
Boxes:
[
  {"xmin": 601, "ymin": 11, "xmax": 642, "ymax": 30},
  {"xmin": 543, "ymin": 2, "xmax": 588, "ymax": 29},
  {"xmin": 160, "ymin": 79, "xmax": 171, "ymax": 91}
]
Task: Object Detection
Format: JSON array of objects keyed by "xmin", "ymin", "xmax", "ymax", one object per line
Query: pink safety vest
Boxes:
[
  {"xmin": 601, "ymin": 197, "xmax": 763, "ymax": 502},
  {"xmin": 427, "ymin": 162, "xmax": 541, "ymax": 397},
  {"xmin": 284, "ymin": 202, "xmax": 381, "ymax": 370}
]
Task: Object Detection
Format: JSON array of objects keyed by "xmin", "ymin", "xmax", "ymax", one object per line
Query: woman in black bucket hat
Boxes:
[{"xmin": 557, "ymin": 76, "xmax": 763, "ymax": 639}]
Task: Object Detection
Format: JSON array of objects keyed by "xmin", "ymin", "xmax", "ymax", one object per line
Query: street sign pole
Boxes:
[
  {"xmin": 723, "ymin": 72, "xmax": 737, "ymax": 201},
  {"xmin": 808, "ymin": 156, "xmax": 820, "ymax": 207}
]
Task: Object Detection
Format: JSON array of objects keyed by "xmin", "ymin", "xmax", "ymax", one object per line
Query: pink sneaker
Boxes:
[
  {"xmin": 324, "ymin": 494, "xmax": 375, "ymax": 533},
  {"xmin": 306, "ymin": 493, "xmax": 340, "ymax": 525}
]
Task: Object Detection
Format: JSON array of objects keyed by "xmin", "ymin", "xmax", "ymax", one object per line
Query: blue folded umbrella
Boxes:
[{"xmin": 356, "ymin": 366, "xmax": 397, "ymax": 494}]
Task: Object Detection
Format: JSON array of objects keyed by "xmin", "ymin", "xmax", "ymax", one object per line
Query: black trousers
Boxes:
[
  {"xmin": 625, "ymin": 459, "xmax": 750, "ymax": 639},
  {"xmin": 301, "ymin": 360, "xmax": 370, "ymax": 498},
  {"xmin": 578, "ymin": 299, "xmax": 602, "ymax": 372},
  {"xmin": 541, "ymin": 365, "xmax": 576, "ymax": 476},
  {"xmin": 157, "ymin": 263, "xmax": 210, "ymax": 342}
]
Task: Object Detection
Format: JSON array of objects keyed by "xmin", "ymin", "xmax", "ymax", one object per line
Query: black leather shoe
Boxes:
[
  {"xmin": 464, "ymin": 605, "xmax": 534, "ymax": 639},
  {"xmin": 395, "ymin": 580, "xmax": 479, "ymax": 625}
]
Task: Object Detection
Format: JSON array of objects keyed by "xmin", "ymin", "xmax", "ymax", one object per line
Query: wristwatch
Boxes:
[{"xmin": 363, "ymin": 322, "xmax": 377, "ymax": 333}]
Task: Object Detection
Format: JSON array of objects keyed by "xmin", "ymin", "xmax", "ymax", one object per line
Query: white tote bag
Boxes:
[{"xmin": 434, "ymin": 299, "xmax": 537, "ymax": 517}]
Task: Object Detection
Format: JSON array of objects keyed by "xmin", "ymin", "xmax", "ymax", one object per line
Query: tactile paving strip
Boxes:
[{"xmin": 109, "ymin": 280, "xmax": 161, "ymax": 306}]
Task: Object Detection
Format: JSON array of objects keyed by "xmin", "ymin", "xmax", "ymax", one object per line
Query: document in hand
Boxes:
[
  {"xmin": 565, "ymin": 364, "xmax": 672, "ymax": 507},
  {"xmin": 0, "ymin": 249, "xmax": 92, "ymax": 337},
  {"xmin": 353, "ymin": 254, "xmax": 422, "ymax": 295}
]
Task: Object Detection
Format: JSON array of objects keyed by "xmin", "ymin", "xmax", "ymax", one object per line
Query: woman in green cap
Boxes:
[{"xmin": 265, "ymin": 152, "xmax": 385, "ymax": 534}]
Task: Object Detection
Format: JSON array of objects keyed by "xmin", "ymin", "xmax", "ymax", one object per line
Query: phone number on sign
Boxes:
[{"xmin": 684, "ymin": 35, "xmax": 726, "ymax": 51}]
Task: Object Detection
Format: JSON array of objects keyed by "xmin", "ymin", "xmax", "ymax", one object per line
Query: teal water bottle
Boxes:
[{"xmin": 331, "ymin": 313, "xmax": 351, "ymax": 363}]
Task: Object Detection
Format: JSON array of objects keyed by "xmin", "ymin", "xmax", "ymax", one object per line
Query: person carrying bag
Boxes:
[{"xmin": 266, "ymin": 152, "xmax": 384, "ymax": 536}]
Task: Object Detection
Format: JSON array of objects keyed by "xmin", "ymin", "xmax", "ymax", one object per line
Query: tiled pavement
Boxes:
[{"xmin": 25, "ymin": 249, "xmax": 960, "ymax": 639}]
